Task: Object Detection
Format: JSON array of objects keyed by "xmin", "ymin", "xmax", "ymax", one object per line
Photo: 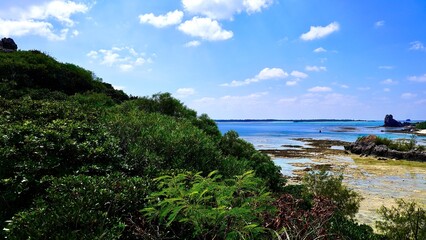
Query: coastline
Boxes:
[{"xmin": 263, "ymin": 138, "xmax": 426, "ymax": 228}]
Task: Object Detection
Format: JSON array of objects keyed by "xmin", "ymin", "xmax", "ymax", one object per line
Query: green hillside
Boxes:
[{"xmin": 0, "ymin": 49, "xmax": 390, "ymax": 239}]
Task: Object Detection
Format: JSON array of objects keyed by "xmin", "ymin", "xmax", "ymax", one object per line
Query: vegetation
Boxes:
[
  {"xmin": 375, "ymin": 135, "xmax": 425, "ymax": 152},
  {"xmin": 142, "ymin": 170, "xmax": 274, "ymax": 239},
  {"xmin": 0, "ymin": 48, "xmax": 418, "ymax": 239},
  {"xmin": 416, "ymin": 121, "xmax": 426, "ymax": 130},
  {"xmin": 376, "ymin": 199, "xmax": 426, "ymax": 240}
]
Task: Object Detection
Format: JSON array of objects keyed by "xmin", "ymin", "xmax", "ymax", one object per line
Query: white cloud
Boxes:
[
  {"xmin": 383, "ymin": 88, "xmax": 390, "ymax": 92},
  {"xmin": 178, "ymin": 17, "xmax": 233, "ymax": 41},
  {"xmin": 410, "ymin": 41, "xmax": 425, "ymax": 51},
  {"xmin": 286, "ymin": 80, "xmax": 298, "ymax": 86},
  {"xmin": 181, "ymin": 0, "xmax": 273, "ymax": 20},
  {"xmin": 401, "ymin": 93, "xmax": 417, "ymax": 99},
  {"xmin": 176, "ymin": 88, "xmax": 196, "ymax": 98},
  {"xmin": 313, "ymin": 47, "xmax": 327, "ymax": 53},
  {"xmin": 0, "ymin": 0, "xmax": 89, "ymax": 40},
  {"xmin": 139, "ymin": 10, "xmax": 183, "ymax": 28},
  {"xmin": 184, "ymin": 40, "xmax": 201, "ymax": 47},
  {"xmin": 305, "ymin": 65, "xmax": 327, "ymax": 72},
  {"xmin": 379, "ymin": 65, "xmax": 394, "ymax": 70},
  {"xmin": 408, "ymin": 74, "xmax": 426, "ymax": 82},
  {"xmin": 87, "ymin": 47, "xmax": 153, "ymax": 71},
  {"xmin": 375, "ymin": 20, "xmax": 385, "ymax": 28},
  {"xmin": 290, "ymin": 70, "xmax": 308, "ymax": 79},
  {"xmin": 300, "ymin": 22, "xmax": 340, "ymax": 41},
  {"xmin": 381, "ymin": 78, "xmax": 398, "ymax": 85},
  {"xmin": 308, "ymin": 86, "xmax": 332, "ymax": 92},
  {"xmin": 119, "ymin": 64, "xmax": 134, "ymax": 72},
  {"xmin": 221, "ymin": 67, "xmax": 288, "ymax": 87},
  {"xmin": 220, "ymin": 92, "xmax": 269, "ymax": 101}
]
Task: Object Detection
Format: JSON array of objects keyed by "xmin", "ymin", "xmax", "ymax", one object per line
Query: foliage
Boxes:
[
  {"xmin": 0, "ymin": 50, "xmax": 128, "ymax": 101},
  {"xmin": 267, "ymin": 194, "xmax": 336, "ymax": 239},
  {"xmin": 329, "ymin": 215, "xmax": 384, "ymax": 240},
  {"xmin": 416, "ymin": 121, "xmax": 426, "ymax": 130},
  {"xmin": 376, "ymin": 199, "xmax": 426, "ymax": 240},
  {"xmin": 375, "ymin": 135, "xmax": 423, "ymax": 152},
  {"xmin": 4, "ymin": 174, "xmax": 150, "ymax": 240},
  {"xmin": 219, "ymin": 130, "xmax": 286, "ymax": 192},
  {"xmin": 142, "ymin": 170, "xmax": 275, "ymax": 239},
  {"xmin": 302, "ymin": 170, "xmax": 362, "ymax": 218},
  {"xmin": 105, "ymin": 106, "xmax": 221, "ymax": 177}
]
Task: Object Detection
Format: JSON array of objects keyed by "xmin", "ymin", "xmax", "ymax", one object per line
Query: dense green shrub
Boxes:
[
  {"xmin": 416, "ymin": 121, "xmax": 426, "ymax": 130},
  {"xmin": 376, "ymin": 199, "xmax": 426, "ymax": 240},
  {"xmin": 302, "ymin": 170, "xmax": 362, "ymax": 218},
  {"xmin": 375, "ymin": 135, "xmax": 423, "ymax": 152},
  {"xmin": 219, "ymin": 130, "xmax": 285, "ymax": 192},
  {"xmin": 106, "ymin": 107, "xmax": 221, "ymax": 177},
  {"xmin": 142, "ymin": 170, "xmax": 275, "ymax": 239},
  {"xmin": 0, "ymin": 50, "xmax": 128, "ymax": 101},
  {"xmin": 4, "ymin": 174, "xmax": 150, "ymax": 240}
]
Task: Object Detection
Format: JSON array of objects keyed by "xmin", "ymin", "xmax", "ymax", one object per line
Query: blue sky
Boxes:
[{"xmin": 1, "ymin": 0, "xmax": 426, "ymax": 120}]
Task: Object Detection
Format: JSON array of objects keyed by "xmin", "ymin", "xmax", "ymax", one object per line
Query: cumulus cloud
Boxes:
[
  {"xmin": 139, "ymin": 10, "xmax": 183, "ymax": 28},
  {"xmin": 290, "ymin": 70, "xmax": 308, "ymax": 79},
  {"xmin": 184, "ymin": 40, "xmax": 201, "ymax": 47},
  {"xmin": 176, "ymin": 88, "xmax": 196, "ymax": 98},
  {"xmin": 87, "ymin": 47, "xmax": 153, "ymax": 72},
  {"xmin": 305, "ymin": 65, "xmax": 327, "ymax": 72},
  {"xmin": 381, "ymin": 78, "xmax": 398, "ymax": 85},
  {"xmin": 221, "ymin": 68, "xmax": 288, "ymax": 87},
  {"xmin": 300, "ymin": 22, "xmax": 340, "ymax": 41},
  {"xmin": 178, "ymin": 17, "xmax": 233, "ymax": 41},
  {"xmin": 0, "ymin": 0, "xmax": 89, "ymax": 40},
  {"xmin": 308, "ymin": 86, "xmax": 332, "ymax": 92},
  {"xmin": 313, "ymin": 47, "xmax": 327, "ymax": 53},
  {"xmin": 181, "ymin": 0, "xmax": 273, "ymax": 20},
  {"xmin": 408, "ymin": 74, "xmax": 426, "ymax": 82},
  {"xmin": 409, "ymin": 41, "xmax": 425, "ymax": 51},
  {"xmin": 401, "ymin": 93, "xmax": 417, "ymax": 99},
  {"xmin": 375, "ymin": 20, "xmax": 385, "ymax": 28}
]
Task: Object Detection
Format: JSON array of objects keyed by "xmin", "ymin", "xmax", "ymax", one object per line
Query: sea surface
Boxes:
[{"xmin": 217, "ymin": 120, "xmax": 426, "ymax": 149}]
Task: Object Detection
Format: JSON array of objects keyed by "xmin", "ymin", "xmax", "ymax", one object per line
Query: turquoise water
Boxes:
[{"xmin": 217, "ymin": 120, "xmax": 426, "ymax": 149}]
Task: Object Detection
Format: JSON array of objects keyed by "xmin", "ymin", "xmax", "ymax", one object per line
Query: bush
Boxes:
[
  {"xmin": 375, "ymin": 135, "xmax": 422, "ymax": 152},
  {"xmin": 267, "ymin": 194, "xmax": 337, "ymax": 239},
  {"xmin": 376, "ymin": 199, "xmax": 426, "ymax": 240},
  {"xmin": 106, "ymin": 107, "xmax": 221, "ymax": 177},
  {"xmin": 302, "ymin": 170, "xmax": 362, "ymax": 218},
  {"xmin": 219, "ymin": 130, "xmax": 285, "ymax": 192},
  {"xmin": 4, "ymin": 175, "xmax": 150, "ymax": 239},
  {"xmin": 416, "ymin": 121, "xmax": 426, "ymax": 130},
  {"xmin": 142, "ymin": 171, "xmax": 275, "ymax": 239}
]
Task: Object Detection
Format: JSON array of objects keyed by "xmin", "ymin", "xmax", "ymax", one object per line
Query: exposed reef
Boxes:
[{"xmin": 345, "ymin": 135, "xmax": 426, "ymax": 162}]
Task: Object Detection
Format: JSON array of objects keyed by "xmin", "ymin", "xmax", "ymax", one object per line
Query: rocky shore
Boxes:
[
  {"xmin": 345, "ymin": 135, "xmax": 426, "ymax": 162},
  {"xmin": 262, "ymin": 137, "xmax": 426, "ymax": 227}
]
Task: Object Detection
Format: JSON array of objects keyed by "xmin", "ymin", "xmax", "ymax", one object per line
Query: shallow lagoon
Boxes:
[{"xmin": 218, "ymin": 120, "xmax": 426, "ymax": 226}]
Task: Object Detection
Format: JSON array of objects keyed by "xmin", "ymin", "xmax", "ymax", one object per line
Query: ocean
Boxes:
[{"xmin": 217, "ymin": 120, "xmax": 426, "ymax": 149}]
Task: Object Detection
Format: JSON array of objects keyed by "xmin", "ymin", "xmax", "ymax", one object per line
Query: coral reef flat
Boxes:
[{"xmin": 263, "ymin": 138, "xmax": 426, "ymax": 227}]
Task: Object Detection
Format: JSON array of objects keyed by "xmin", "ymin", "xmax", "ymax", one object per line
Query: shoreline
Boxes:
[{"xmin": 263, "ymin": 138, "xmax": 426, "ymax": 228}]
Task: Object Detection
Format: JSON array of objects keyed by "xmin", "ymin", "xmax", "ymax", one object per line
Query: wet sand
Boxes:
[{"xmin": 262, "ymin": 138, "xmax": 426, "ymax": 228}]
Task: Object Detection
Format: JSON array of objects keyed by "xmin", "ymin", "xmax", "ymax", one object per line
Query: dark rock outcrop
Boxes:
[
  {"xmin": 345, "ymin": 135, "xmax": 426, "ymax": 162},
  {"xmin": 384, "ymin": 114, "xmax": 403, "ymax": 127},
  {"xmin": 0, "ymin": 38, "xmax": 18, "ymax": 52}
]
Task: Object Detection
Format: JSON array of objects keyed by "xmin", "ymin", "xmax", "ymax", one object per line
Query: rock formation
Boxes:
[
  {"xmin": 384, "ymin": 114, "xmax": 403, "ymax": 127},
  {"xmin": 0, "ymin": 38, "xmax": 18, "ymax": 52},
  {"xmin": 345, "ymin": 135, "xmax": 426, "ymax": 162}
]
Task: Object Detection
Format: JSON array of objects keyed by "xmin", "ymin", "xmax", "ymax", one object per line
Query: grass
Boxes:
[{"xmin": 352, "ymin": 156, "xmax": 426, "ymax": 169}]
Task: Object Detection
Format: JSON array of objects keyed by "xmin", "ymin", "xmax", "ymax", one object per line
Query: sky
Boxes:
[{"xmin": 1, "ymin": 0, "xmax": 426, "ymax": 120}]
